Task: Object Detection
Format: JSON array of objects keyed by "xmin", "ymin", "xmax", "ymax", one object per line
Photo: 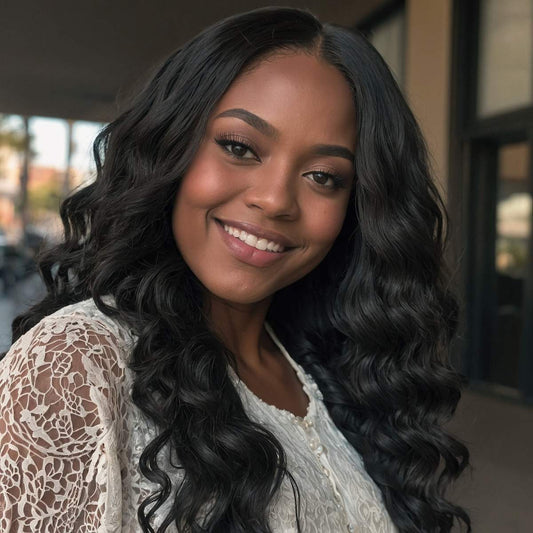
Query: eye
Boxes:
[
  {"xmin": 215, "ymin": 135, "xmax": 259, "ymax": 161},
  {"xmin": 304, "ymin": 170, "xmax": 346, "ymax": 190}
]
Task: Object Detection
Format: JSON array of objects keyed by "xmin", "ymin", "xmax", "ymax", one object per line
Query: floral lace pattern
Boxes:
[{"xmin": 0, "ymin": 299, "xmax": 396, "ymax": 532}]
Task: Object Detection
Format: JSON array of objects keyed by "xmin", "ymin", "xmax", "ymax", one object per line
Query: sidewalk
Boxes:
[{"xmin": 449, "ymin": 389, "xmax": 533, "ymax": 532}]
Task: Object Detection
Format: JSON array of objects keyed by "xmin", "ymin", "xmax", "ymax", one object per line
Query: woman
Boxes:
[{"xmin": 0, "ymin": 7, "xmax": 471, "ymax": 533}]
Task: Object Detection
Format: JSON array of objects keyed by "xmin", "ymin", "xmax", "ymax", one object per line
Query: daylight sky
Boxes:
[{"xmin": 4, "ymin": 115, "xmax": 102, "ymax": 174}]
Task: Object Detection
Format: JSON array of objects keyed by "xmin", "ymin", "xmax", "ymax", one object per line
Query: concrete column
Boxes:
[{"xmin": 404, "ymin": 0, "xmax": 453, "ymax": 200}]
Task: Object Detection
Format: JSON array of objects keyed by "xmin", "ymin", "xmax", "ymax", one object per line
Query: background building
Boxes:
[{"xmin": 1, "ymin": 1, "xmax": 532, "ymax": 530}]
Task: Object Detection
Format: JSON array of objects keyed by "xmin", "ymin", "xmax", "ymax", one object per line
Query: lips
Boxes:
[
  {"xmin": 215, "ymin": 218, "xmax": 296, "ymax": 249},
  {"xmin": 222, "ymin": 223, "xmax": 285, "ymax": 252},
  {"xmin": 215, "ymin": 218, "xmax": 296, "ymax": 267}
]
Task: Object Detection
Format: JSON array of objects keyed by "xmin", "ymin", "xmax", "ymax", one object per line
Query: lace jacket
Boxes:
[{"xmin": 0, "ymin": 298, "xmax": 397, "ymax": 532}]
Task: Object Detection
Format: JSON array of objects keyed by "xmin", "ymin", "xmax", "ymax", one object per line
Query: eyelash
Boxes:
[
  {"xmin": 215, "ymin": 134, "xmax": 259, "ymax": 161},
  {"xmin": 303, "ymin": 170, "xmax": 346, "ymax": 190},
  {"xmin": 214, "ymin": 134, "xmax": 346, "ymax": 190}
]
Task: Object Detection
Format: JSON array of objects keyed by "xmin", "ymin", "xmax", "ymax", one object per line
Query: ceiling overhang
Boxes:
[{"xmin": 1, "ymin": 0, "xmax": 387, "ymax": 122}]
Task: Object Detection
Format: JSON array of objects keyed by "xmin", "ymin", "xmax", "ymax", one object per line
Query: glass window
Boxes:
[
  {"xmin": 477, "ymin": 0, "xmax": 533, "ymax": 117},
  {"xmin": 490, "ymin": 142, "xmax": 531, "ymax": 389}
]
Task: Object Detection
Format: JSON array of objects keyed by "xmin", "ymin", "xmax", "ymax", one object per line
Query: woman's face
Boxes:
[{"xmin": 172, "ymin": 51, "xmax": 357, "ymax": 305}]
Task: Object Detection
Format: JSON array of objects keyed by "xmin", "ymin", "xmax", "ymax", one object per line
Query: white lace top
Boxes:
[{"xmin": 0, "ymin": 298, "xmax": 397, "ymax": 533}]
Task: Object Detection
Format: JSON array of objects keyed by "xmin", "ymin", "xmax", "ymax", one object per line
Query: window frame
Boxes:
[{"xmin": 449, "ymin": 0, "xmax": 533, "ymax": 403}]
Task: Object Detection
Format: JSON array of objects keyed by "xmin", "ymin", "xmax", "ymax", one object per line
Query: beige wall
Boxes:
[{"xmin": 404, "ymin": 0, "xmax": 453, "ymax": 200}]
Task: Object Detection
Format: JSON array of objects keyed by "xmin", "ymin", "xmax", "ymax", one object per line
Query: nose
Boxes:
[{"xmin": 243, "ymin": 165, "xmax": 300, "ymax": 220}]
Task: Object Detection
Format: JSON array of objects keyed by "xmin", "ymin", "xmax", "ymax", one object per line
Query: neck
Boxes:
[{"xmin": 206, "ymin": 294, "xmax": 274, "ymax": 370}]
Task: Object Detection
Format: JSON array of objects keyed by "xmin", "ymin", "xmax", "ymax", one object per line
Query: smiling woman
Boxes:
[{"xmin": 0, "ymin": 7, "xmax": 470, "ymax": 533}]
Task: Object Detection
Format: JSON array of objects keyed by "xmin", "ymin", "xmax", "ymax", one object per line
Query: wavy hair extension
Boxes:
[{"xmin": 10, "ymin": 7, "xmax": 470, "ymax": 532}]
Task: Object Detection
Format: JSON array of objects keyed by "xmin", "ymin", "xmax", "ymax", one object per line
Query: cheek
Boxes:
[
  {"xmin": 171, "ymin": 152, "xmax": 240, "ymax": 259},
  {"xmin": 176, "ymin": 159, "xmax": 230, "ymax": 210},
  {"xmin": 308, "ymin": 202, "xmax": 349, "ymax": 248},
  {"xmin": 172, "ymin": 160, "xmax": 213, "ymax": 253}
]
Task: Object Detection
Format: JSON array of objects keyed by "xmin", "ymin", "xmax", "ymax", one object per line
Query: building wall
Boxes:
[
  {"xmin": 402, "ymin": 1, "xmax": 533, "ymax": 530},
  {"xmin": 404, "ymin": 0, "xmax": 452, "ymax": 201}
]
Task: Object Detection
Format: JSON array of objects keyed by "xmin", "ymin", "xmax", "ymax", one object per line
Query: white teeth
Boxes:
[
  {"xmin": 222, "ymin": 223, "xmax": 286, "ymax": 253},
  {"xmin": 245, "ymin": 234, "xmax": 258, "ymax": 246},
  {"xmin": 256, "ymin": 238, "xmax": 268, "ymax": 250}
]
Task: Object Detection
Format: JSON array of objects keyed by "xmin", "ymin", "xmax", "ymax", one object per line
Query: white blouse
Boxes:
[{"xmin": 0, "ymin": 298, "xmax": 397, "ymax": 532}]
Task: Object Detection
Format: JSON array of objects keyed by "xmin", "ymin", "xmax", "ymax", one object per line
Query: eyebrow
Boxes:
[
  {"xmin": 311, "ymin": 144, "xmax": 355, "ymax": 163},
  {"xmin": 214, "ymin": 107, "xmax": 355, "ymax": 164},
  {"xmin": 215, "ymin": 108, "xmax": 278, "ymax": 138}
]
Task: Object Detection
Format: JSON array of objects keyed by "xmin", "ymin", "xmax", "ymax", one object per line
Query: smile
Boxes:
[
  {"xmin": 222, "ymin": 224, "xmax": 285, "ymax": 253},
  {"xmin": 214, "ymin": 219, "xmax": 294, "ymax": 268}
]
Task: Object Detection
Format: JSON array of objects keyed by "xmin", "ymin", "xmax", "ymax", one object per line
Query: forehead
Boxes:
[{"xmin": 210, "ymin": 52, "xmax": 357, "ymax": 147}]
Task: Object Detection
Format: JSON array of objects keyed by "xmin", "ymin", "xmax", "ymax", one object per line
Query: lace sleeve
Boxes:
[{"xmin": 0, "ymin": 314, "xmax": 128, "ymax": 532}]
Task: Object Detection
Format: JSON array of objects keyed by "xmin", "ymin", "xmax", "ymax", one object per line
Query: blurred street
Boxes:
[{"xmin": 0, "ymin": 273, "xmax": 46, "ymax": 353}]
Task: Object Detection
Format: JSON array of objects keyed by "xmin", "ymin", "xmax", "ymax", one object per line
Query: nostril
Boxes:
[{"xmin": 244, "ymin": 190, "xmax": 299, "ymax": 220}]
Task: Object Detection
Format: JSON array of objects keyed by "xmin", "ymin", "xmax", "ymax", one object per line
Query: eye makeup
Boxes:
[
  {"xmin": 214, "ymin": 133, "xmax": 261, "ymax": 161},
  {"xmin": 303, "ymin": 169, "xmax": 348, "ymax": 190},
  {"xmin": 213, "ymin": 131, "xmax": 351, "ymax": 190}
]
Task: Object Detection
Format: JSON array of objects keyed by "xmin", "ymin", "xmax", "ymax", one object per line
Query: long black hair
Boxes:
[{"xmin": 12, "ymin": 7, "xmax": 470, "ymax": 532}]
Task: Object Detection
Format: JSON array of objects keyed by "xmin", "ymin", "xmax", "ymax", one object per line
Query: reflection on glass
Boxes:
[
  {"xmin": 490, "ymin": 142, "xmax": 531, "ymax": 389},
  {"xmin": 369, "ymin": 9, "xmax": 405, "ymax": 87},
  {"xmin": 477, "ymin": 0, "xmax": 533, "ymax": 117},
  {"xmin": 496, "ymin": 144, "xmax": 532, "ymax": 277}
]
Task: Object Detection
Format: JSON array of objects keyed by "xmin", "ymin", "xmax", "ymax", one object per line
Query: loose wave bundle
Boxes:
[{"xmin": 11, "ymin": 7, "xmax": 470, "ymax": 532}]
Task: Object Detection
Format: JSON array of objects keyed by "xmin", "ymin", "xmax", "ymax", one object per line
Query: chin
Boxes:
[
  {"xmin": 214, "ymin": 290, "xmax": 272, "ymax": 306},
  {"xmin": 202, "ymin": 280, "xmax": 276, "ymax": 307}
]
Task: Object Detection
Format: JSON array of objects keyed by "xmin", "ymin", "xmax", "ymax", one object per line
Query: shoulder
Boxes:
[
  {"xmin": 0, "ymin": 298, "xmax": 135, "ymax": 428},
  {"xmin": 47, "ymin": 295, "xmax": 135, "ymax": 351},
  {"xmin": 0, "ymin": 297, "xmax": 136, "ymax": 452},
  {"xmin": 0, "ymin": 298, "xmax": 132, "ymax": 530},
  {"xmin": 3, "ymin": 296, "xmax": 134, "ymax": 372}
]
